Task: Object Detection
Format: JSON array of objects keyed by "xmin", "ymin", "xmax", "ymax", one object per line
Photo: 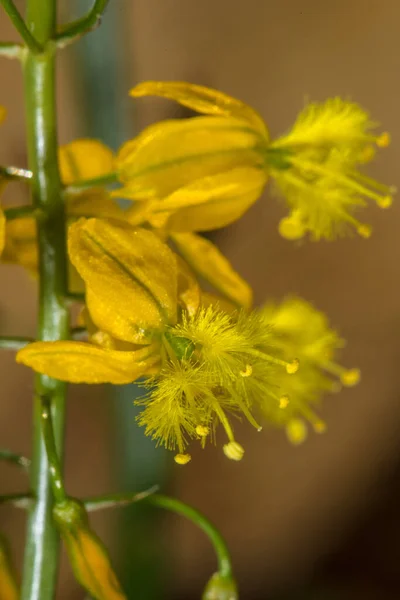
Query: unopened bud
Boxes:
[
  {"xmin": 54, "ymin": 498, "xmax": 126, "ymax": 600},
  {"xmin": 202, "ymin": 572, "xmax": 238, "ymax": 600},
  {"xmin": 0, "ymin": 534, "xmax": 19, "ymax": 600}
]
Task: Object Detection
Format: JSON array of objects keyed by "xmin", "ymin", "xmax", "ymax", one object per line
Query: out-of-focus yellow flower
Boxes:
[
  {"xmin": 53, "ymin": 498, "xmax": 126, "ymax": 600},
  {"xmin": 0, "ymin": 107, "xmax": 8, "ymax": 258},
  {"xmin": 0, "ymin": 208, "xmax": 5, "ymax": 259},
  {"xmin": 258, "ymin": 296, "xmax": 360, "ymax": 442},
  {"xmin": 0, "ymin": 534, "xmax": 19, "ymax": 600},
  {"xmin": 59, "ymin": 138, "xmax": 115, "ymax": 184},
  {"xmin": 2, "ymin": 139, "xmax": 124, "ymax": 288},
  {"xmin": 118, "ymin": 82, "xmax": 392, "ymax": 243}
]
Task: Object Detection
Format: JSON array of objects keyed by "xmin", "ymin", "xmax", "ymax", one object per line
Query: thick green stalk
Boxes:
[{"xmin": 21, "ymin": 2, "xmax": 69, "ymax": 599}]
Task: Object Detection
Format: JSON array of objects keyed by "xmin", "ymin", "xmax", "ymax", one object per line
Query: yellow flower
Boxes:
[
  {"xmin": 53, "ymin": 498, "xmax": 126, "ymax": 600},
  {"xmin": 268, "ymin": 98, "xmax": 393, "ymax": 240},
  {"xmin": 2, "ymin": 139, "xmax": 124, "ymax": 286},
  {"xmin": 258, "ymin": 296, "xmax": 360, "ymax": 442},
  {"xmin": 118, "ymin": 82, "xmax": 392, "ymax": 243},
  {"xmin": 116, "ymin": 81, "xmax": 269, "ymax": 225}
]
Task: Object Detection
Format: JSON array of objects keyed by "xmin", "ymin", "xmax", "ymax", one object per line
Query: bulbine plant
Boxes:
[{"xmin": 0, "ymin": 1, "xmax": 394, "ymax": 599}]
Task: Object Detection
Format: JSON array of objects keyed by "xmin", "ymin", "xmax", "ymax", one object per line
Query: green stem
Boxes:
[
  {"xmin": 0, "ymin": 0, "xmax": 43, "ymax": 52},
  {"xmin": 83, "ymin": 486, "xmax": 159, "ymax": 512},
  {"xmin": 21, "ymin": 2, "xmax": 69, "ymax": 599},
  {"xmin": 56, "ymin": 0, "xmax": 110, "ymax": 46},
  {"xmin": 64, "ymin": 171, "xmax": 118, "ymax": 194},
  {"xmin": 0, "ymin": 41, "xmax": 24, "ymax": 59},
  {"xmin": 0, "ymin": 165, "xmax": 33, "ymax": 182},
  {"xmin": 40, "ymin": 396, "xmax": 66, "ymax": 503},
  {"xmin": 0, "ymin": 449, "xmax": 31, "ymax": 470},
  {"xmin": 0, "ymin": 336, "xmax": 33, "ymax": 350},
  {"xmin": 147, "ymin": 494, "xmax": 233, "ymax": 578},
  {"xmin": 0, "ymin": 493, "xmax": 33, "ymax": 509},
  {"xmin": 65, "ymin": 291, "xmax": 85, "ymax": 303}
]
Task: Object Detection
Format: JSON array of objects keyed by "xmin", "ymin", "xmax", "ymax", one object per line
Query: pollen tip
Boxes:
[
  {"xmin": 286, "ymin": 358, "xmax": 299, "ymax": 374},
  {"xmin": 278, "ymin": 216, "xmax": 305, "ymax": 241},
  {"xmin": 223, "ymin": 441, "xmax": 245, "ymax": 461},
  {"xmin": 313, "ymin": 420, "xmax": 327, "ymax": 434},
  {"xmin": 357, "ymin": 224, "xmax": 372, "ymax": 239},
  {"xmin": 279, "ymin": 395, "xmax": 289, "ymax": 409},
  {"xmin": 377, "ymin": 195, "xmax": 392, "ymax": 209},
  {"xmin": 376, "ymin": 132, "xmax": 391, "ymax": 148},
  {"xmin": 286, "ymin": 419, "xmax": 307, "ymax": 445},
  {"xmin": 340, "ymin": 368, "xmax": 361, "ymax": 387},
  {"xmin": 240, "ymin": 364, "xmax": 253, "ymax": 377},
  {"xmin": 174, "ymin": 453, "xmax": 192, "ymax": 465},
  {"xmin": 196, "ymin": 425, "xmax": 209, "ymax": 437}
]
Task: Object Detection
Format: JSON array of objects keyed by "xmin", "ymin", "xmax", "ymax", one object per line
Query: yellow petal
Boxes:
[
  {"xmin": 130, "ymin": 81, "xmax": 268, "ymax": 138},
  {"xmin": 0, "ymin": 106, "xmax": 6, "ymax": 125},
  {"xmin": 164, "ymin": 167, "xmax": 267, "ymax": 231},
  {"xmin": 67, "ymin": 189, "xmax": 126, "ymax": 221},
  {"xmin": 0, "ymin": 209, "xmax": 5, "ymax": 257},
  {"xmin": 176, "ymin": 256, "xmax": 201, "ymax": 317},
  {"xmin": 68, "ymin": 219, "xmax": 177, "ymax": 343},
  {"xmin": 116, "ymin": 116, "xmax": 266, "ymax": 198},
  {"xmin": 59, "ymin": 139, "xmax": 115, "ymax": 185},
  {"xmin": 172, "ymin": 232, "xmax": 252, "ymax": 309},
  {"xmin": 200, "ymin": 292, "xmax": 238, "ymax": 315},
  {"xmin": 16, "ymin": 341, "xmax": 159, "ymax": 384}
]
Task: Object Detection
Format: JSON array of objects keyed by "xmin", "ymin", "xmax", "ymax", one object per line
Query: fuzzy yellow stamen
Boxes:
[
  {"xmin": 174, "ymin": 453, "xmax": 192, "ymax": 465},
  {"xmin": 223, "ymin": 441, "xmax": 245, "ymax": 461}
]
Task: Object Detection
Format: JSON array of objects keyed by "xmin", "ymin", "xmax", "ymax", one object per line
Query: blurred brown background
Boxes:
[{"xmin": 1, "ymin": 1, "xmax": 400, "ymax": 598}]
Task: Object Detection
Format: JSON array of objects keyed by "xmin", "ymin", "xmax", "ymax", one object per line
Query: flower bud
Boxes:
[
  {"xmin": 0, "ymin": 534, "xmax": 19, "ymax": 600},
  {"xmin": 202, "ymin": 572, "xmax": 238, "ymax": 600},
  {"xmin": 53, "ymin": 498, "xmax": 126, "ymax": 600}
]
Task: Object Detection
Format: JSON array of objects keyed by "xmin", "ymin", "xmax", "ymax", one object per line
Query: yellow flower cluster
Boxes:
[
  {"xmin": 4, "ymin": 81, "xmax": 389, "ymax": 463},
  {"xmin": 17, "ymin": 217, "xmax": 358, "ymax": 464}
]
